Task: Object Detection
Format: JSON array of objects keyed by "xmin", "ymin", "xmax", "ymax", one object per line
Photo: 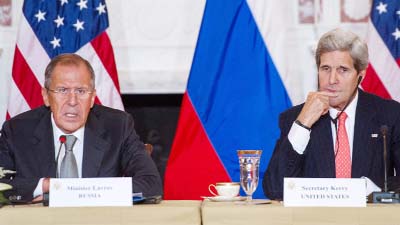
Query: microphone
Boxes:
[
  {"xmin": 55, "ymin": 135, "xmax": 66, "ymax": 178},
  {"xmin": 330, "ymin": 75, "xmax": 362, "ymax": 128},
  {"xmin": 44, "ymin": 135, "xmax": 66, "ymax": 206},
  {"xmin": 370, "ymin": 125, "xmax": 400, "ymax": 203}
]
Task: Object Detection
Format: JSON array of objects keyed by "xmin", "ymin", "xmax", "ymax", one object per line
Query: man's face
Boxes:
[
  {"xmin": 42, "ymin": 63, "xmax": 96, "ymax": 134},
  {"xmin": 318, "ymin": 50, "xmax": 364, "ymax": 110}
]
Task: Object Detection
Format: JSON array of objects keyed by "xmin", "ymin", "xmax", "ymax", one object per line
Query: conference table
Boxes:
[
  {"xmin": 202, "ymin": 199, "xmax": 400, "ymax": 225},
  {"xmin": 0, "ymin": 200, "xmax": 201, "ymax": 225},
  {"xmin": 1, "ymin": 199, "xmax": 400, "ymax": 225}
]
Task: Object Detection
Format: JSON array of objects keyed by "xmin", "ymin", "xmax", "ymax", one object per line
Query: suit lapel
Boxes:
[
  {"xmin": 32, "ymin": 108, "xmax": 57, "ymax": 177},
  {"xmin": 352, "ymin": 91, "xmax": 378, "ymax": 177},
  {"xmin": 311, "ymin": 114, "xmax": 336, "ymax": 177},
  {"xmin": 81, "ymin": 109, "xmax": 110, "ymax": 177}
]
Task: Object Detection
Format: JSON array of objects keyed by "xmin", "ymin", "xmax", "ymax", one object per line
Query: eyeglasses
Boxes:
[{"xmin": 47, "ymin": 87, "xmax": 94, "ymax": 98}]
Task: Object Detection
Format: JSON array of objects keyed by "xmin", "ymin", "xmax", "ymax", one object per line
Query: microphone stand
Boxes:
[{"xmin": 370, "ymin": 125, "xmax": 400, "ymax": 203}]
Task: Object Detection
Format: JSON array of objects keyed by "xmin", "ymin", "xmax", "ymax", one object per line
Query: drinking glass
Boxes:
[{"xmin": 237, "ymin": 150, "xmax": 262, "ymax": 202}]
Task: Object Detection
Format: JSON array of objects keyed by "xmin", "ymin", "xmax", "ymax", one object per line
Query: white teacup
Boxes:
[{"xmin": 208, "ymin": 182, "xmax": 240, "ymax": 197}]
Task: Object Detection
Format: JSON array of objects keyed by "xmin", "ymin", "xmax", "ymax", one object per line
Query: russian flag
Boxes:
[{"xmin": 164, "ymin": 0, "xmax": 298, "ymax": 199}]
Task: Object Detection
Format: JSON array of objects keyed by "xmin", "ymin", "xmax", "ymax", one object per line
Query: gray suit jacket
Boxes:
[
  {"xmin": 0, "ymin": 104, "xmax": 162, "ymax": 201},
  {"xmin": 263, "ymin": 90, "xmax": 400, "ymax": 200}
]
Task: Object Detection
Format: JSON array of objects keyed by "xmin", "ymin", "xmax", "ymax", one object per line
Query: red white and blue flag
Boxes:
[
  {"xmin": 362, "ymin": 0, "xmax": 400, "ymax": 100},
  {"xmin": 164, "ymin": 0, "xmax": 293, "ymax": 199},
  {"xmin": 7, "ymin": 0, "xmax": 123, "ymax": 119}
]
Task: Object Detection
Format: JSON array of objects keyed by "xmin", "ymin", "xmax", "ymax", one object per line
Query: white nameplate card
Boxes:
[
  {"xmin": 49, "ymin": 177, "xmax": 132, "ymax": 207},
  {"xmin": 283, "ymin": 178, "xmax": 366, "ymax": 207}
]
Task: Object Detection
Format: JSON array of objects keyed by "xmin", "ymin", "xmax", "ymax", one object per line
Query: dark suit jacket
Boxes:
[
  {"xmin": 263, "ymin": 90, "xmax": 400, "ymax": 200},
  {"xmin": 0, "ymin": 104, "xmax": 162, "ymax": 201}
]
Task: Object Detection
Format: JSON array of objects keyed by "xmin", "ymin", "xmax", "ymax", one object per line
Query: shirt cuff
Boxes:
[
  {"xmin": 288, "ymin": 121, "xmax": 311, "ymax": 154},
  {"xmin": 33, "ymin": 178, "xmax": 44, "ymax": 198}
]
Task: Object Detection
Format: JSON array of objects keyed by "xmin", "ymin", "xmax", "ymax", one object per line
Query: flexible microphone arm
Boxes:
[
  {"xmin": 55, "ymin": 135, "xmax": 66, "ymax": 178},
  {"xmin": 381, "ymin": 125, "xmax": 389, "ymax": 192}
]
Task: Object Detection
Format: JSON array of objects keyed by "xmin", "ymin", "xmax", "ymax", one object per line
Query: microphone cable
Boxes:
[{"xmin": 330, "ymin": 75, "xmax": 362, "ymax": 158}]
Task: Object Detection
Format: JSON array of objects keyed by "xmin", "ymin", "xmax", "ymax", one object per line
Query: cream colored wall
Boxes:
[
  {"xmin": 107, "ymin": 0, "xmax": 205, "ymax": 94},
  {"xmin": 0, "ymin": 0, "xmax": 22, "ymax": 122}
]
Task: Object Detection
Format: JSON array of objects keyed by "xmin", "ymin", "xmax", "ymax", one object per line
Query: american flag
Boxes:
[
  {"xmin": 7, "ymin": 0, "xmax": 123, "ymax": 119},
  {"xmin": 362, "ymin": 0, "xmax": 400, "ymax": 101}
]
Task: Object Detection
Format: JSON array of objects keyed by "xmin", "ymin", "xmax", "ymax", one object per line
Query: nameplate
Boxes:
[
  {"xmin": 49, "ymin": 177, "xmax": 132, "ymax": 207},
  {"xmin": 283, "ymin": 178, "xmax": 366, "ymax": 207}
]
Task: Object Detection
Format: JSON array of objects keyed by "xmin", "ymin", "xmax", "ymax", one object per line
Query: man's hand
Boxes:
[
  {"xmin": 32, "ymin": 195, "xmax": 43, "ymax": 203},
  {"xmin": 42, "ymin": 177, "xmax": 50, "ymax": 193},
  {"xmin": 32, "ymin": 177, "xmax": 50, "ymax": 203},
  {"xmin": 296, "ymin": 91, "xmax": 338, "ymax": 128}
]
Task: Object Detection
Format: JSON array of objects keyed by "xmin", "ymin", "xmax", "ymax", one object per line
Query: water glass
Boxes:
[{"xmin": 237, "ymin": 150, "xmax": 262, "ymax": 202}]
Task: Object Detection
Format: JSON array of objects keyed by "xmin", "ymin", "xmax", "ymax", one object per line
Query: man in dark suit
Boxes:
[
  {"xmin": 263, "ymin": 28, "xmax": 400, "ymax": 200},
  {"xmin": 0, "ymin": 53, "xmax": 162, "ymax": 202}
]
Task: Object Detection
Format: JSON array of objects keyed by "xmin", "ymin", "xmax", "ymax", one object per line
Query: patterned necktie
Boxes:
[
  {"xmin": 60, "ymin": 135, "xmax": 79, "ymax": 178},
  {"xmin": 335, "ymin": 112, "xmax": 351, "ymax": 178}
]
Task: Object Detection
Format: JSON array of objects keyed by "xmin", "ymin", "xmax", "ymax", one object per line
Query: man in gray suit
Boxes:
[
  {"xmin": 0, "ymin": 53, "xmax": 162, "ymax": 202},
  {"xmin": 263, "ymin": 28, "xmax": 400, "ymax": 200}
]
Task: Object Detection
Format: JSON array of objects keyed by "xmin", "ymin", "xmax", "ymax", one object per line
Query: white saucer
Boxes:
[{"xmin": 202, "ymin": 196, "xmax": 246, "ymax": 202}]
